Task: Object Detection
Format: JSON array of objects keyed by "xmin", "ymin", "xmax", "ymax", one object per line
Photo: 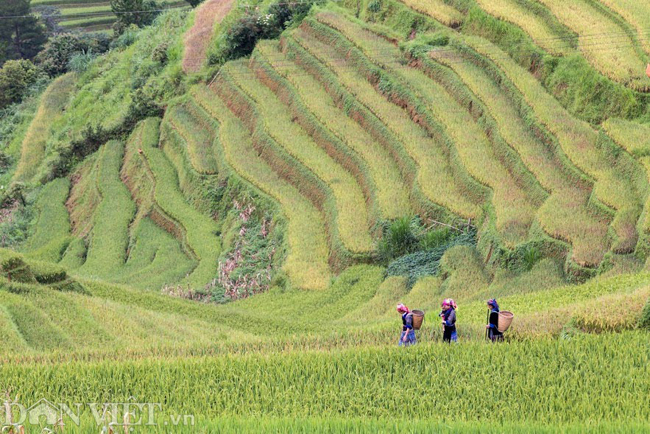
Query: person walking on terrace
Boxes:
[
  {"xmin": 486, "ymin": 298, "xmax": 504, "ymax": 342},
  {"xmin": 397, "ymin": 303, "xmax": 416, "ymax": 346},
  {"xmin": 440, "ymin": 298, "xmax": 458, "ymax": 343}
]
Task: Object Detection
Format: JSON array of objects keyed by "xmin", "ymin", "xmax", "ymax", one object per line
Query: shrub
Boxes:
[
  {"xmin": 222, "ymin": 1, "xmax": 318, "ymax": 61},
  {"xmin": 29, "ymin": 260, "xmax": 67, "ymax": 284},
  {"xmin": 378, "ymin": 216, "xmax": 420, "ymax": 261},
  {"xmin": 387, "ymin": 228, "xmax": 475, "ymax": 286},
  {"xmin": 420, "ymin": 227, "xmax": 452, "ymax": 250},
  {"xmin": 0, "ymin": 60, "xmax": 43, "ymax": 109},
  {"xmin": 111, "ymin": 26, "xmax": 140, "ymax": 48},
  {"xmin": 36, "ymin": 33, "xmax": 110, "ymax": 76},
  {"xmin": 67, "ymin": 50, "xmax": 96, "ymax": 74},
  {"xmin": 639, "ymin": 297, "xmax": 650, "ymax": 330}
]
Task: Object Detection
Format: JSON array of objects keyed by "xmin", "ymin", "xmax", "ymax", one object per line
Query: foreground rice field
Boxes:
[{"xmin": 1, "ymin": 333, "xmax": 648, "ymax": 429}]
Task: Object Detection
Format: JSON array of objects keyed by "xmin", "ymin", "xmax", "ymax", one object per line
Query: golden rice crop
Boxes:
[
  {"xmin": 474, "ymin": 0, "xmax": 575, "ymax": 55},
  {"xmin": 1, "ymin": 333, "xmax": 648, "ymax": 424},
  {"xmin": 225, "ymin": 61, "xmax": 374, "ymax": 254},
  {"xmin": 290, "ymin": 30, "xmax": 484, "ymax": 220},
  {"xmin": 190, "ymin": 85, "xmax": 331, "ymax": 290},
  {"xmin": 536, "ymin": 0, "xmax": 648, "ymax": 89},
  {"xmin": 397, "ymin": 0, "xmax": 464, "ymax": 27},
  {"xmin": 256, "ymin": 42, "xmax": 412, "ymax": 219},
  {"xmin": 429, "ymin": 46, "xmax": 609, "ymax": 265},
  {"xmin": 460, "ymin": 36, "xmax": 644, "ymax": 250},
  {"xmin": 315, "ymin": 13, "xmax": 538, "ymax": 246},
  {"xmin": 599, "ymin": 0, "xmax": 650, "ymax": 54}
]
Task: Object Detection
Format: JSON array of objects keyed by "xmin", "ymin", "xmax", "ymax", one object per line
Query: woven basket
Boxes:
[
  {"xmin": 497, "ymin": 311, "xmax": 514, "ymax": 332},
  {"xmin": 411, "ymin": 310, "xmax": 424, "ymax": 330}
]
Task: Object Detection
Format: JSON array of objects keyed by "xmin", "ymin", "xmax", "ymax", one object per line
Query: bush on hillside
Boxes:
[
  {"xmin": 377, "ymin": 216, "xmax": 420, "ymax": 261},
  {"xmin": 0, "ymin": 60, "xmax": 43, "ymax": 109},
  {"xmin": 37, "ymin": 33, "xmax": 110, "ymax": 77},
  {"xmin": 639, "ymin": 298, "xmax": 650, "ymax": 330},
  {"xmin": 0, "ymin": 201, "xmax": 34, "ymax": 249},
  {"xmin": 67, "ymin": 51, "xmax": 96, "ymax": 74},
  {"xmin": 386, "ymin": 228, "xmax": 476, "ymax": 287},
  {"xmin": 221, "ymin": 0, "xmax": 319, "ymax": 61}
]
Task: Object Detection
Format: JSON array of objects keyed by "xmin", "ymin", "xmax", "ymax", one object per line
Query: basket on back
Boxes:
[
  {"xmin": 497, "ymin": 311, "xmax": 514, "ymax": 332},
  {"xmin": 411, "ymin": 310, "xmax": 424, "ymax": 330}
]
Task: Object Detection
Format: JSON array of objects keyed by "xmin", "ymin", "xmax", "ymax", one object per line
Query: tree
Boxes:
[
  {"xmin": 0, "ymin": 59, "xmax": 41, "ymax": 109},
  {"xmin": 32, "ymin": 5, "xmax": 63, "ymax": 35},
  {"xmin": 186, "ymin": 0, "xmax": 204, "ymax": 7},
  {"xmin": 0, "ymin": 0, "xmax": 47, "ymax": 63},
  {"xmin": 110, "ymin": 0, "xmax": 160, "ymax": 34},
  {"xmin": 36, "ymin": 33, "xmax": 110, "ymax": 76}
]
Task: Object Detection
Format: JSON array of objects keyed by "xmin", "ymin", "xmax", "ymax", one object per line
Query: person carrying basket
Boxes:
[
  {"xmin": 486, "ymin": 298, "xmax": 504, "ymax": 342},
  {"xmin": 397, "ymin": 303, "xmax": 416, "ymax": 346}
]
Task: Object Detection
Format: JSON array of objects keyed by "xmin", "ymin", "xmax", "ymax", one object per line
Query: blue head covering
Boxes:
[{"xmin": 487, "ymin": 298, "xmax": 499, "ymax": 311}]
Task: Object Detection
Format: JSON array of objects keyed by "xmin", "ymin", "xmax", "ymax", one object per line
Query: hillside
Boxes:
[{"xmin": 1, "ymin": 0, "xmax": 649, "ymax": 431}]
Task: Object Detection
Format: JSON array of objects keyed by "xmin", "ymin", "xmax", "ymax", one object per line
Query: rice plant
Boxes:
[
  {"xmin": 536, "ymin": 0, "xmax": 649, "ymax": 89},
  {"xmin": 397, "ymin": 0, "xmax": 464, "ymax": 27}
]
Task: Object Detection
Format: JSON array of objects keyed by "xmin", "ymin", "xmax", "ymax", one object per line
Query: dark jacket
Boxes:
[
  {"xmin": 488, "ymin": 308, "xmax": 503, "ymax": 337},
  {"xmin": 440, "ymin": 308, "xmax": 456, "ymax": 331},
  {"xmin": 402, "ymin": 312, "xmax": 414, "ymax": 331}
]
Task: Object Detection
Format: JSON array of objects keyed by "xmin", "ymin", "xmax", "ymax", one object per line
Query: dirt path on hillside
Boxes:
[{"xmin": 182, "ymin": 0, "xmax": 235, "ymax": 73}]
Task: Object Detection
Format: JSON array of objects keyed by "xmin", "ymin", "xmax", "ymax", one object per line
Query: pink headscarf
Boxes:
[
  {"xmin": 396, "ymin": 303, "xmax": 409, "ymax": 313},
  {"xmin": 441, "ymin": 298, "xmax": 458, "ymax": 310}
]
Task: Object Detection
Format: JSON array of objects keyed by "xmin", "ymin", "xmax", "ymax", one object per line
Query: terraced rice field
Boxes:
[
  {"xmin": 598, "ymin": 0, "xmax": 650, "ymax": 55},
  {"xmin": 287, "ymin": 30, "xmax": 485, "ymax": 222},
  {"xmin": 454, "ymin": 35, "xmax": 646, "ymax": 252},
  {"xmin": 474, "ymin": 0, "xmax": 576, "ymax": 55},
  {"xmin": 255, "ymin": 41, "xmax": 412, "ymax": 220},
  {"xmin": 191, "ymin": 85, "xmax": 332, "ymax": 290},
  {"xmin": 223, "ymin": 61, "xmax": 375, "ymax": 255},
  {"xmin": 518, "ymin": 0, "xmax": 648, "ymax": 89},
  {"xmin": 305, "ymin": 13, "xmax": 544, "ymax": 246}
]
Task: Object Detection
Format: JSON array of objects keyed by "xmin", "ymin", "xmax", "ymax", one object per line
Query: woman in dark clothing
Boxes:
[
  {"xmin": 397, "ymin": 303, "xmax": 416, "ymax": 346},
  {"xmin": 440, "ymin": 298, "xmax": 458, "ymax": 343},
  {"xmin": 486, "ymin": 298, "xmax": 504, "ymax": 342}
]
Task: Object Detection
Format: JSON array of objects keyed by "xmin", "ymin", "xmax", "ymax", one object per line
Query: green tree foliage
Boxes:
[
  {"xmin": 186, "ymin": 0, "xmax": 204, "ymax": 7},
  {"xmin": 36, "ymin": 33, "xmax": 110, "ymax": 76},
  {"xmin": 0, "ymin": 0, "xmax": 47, "ymax": 63},
  {"xmin": 31, "ymin": 5, "xmax": 63, "ymax": 35},
  {"xmin": 110, "ymin": 0, "xmax": 160, "ymax": 34},
  {"xmin": 221, "ymin": 0, "xmax": 317, "ymax": 61},
  {"xmin": 0, "ymin": 59, "xmax": 42, "ymax": 109}
]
